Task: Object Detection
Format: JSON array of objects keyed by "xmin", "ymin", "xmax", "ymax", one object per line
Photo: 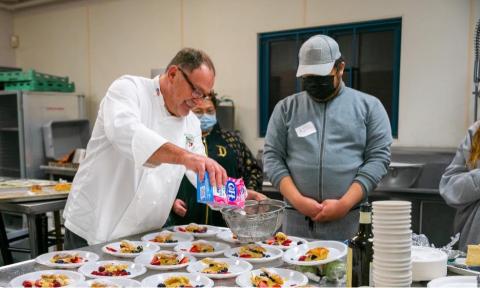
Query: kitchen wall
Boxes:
[
  {"xmin": 0, "ymin": 9, "xmax": 15, "ymax": 67},
  {"xmin": 10, "ymin": 0, "xmax": 479, "ymax": 153}
]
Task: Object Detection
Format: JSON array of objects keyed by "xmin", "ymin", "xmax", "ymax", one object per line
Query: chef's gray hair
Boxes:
[{"xmin": 167, "ymin": 48, "xmax": 216, "ymax": 75}]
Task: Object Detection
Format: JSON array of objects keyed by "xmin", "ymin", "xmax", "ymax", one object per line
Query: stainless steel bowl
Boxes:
[{"xmin": 220, "ymin": 199, "xmax": 286, "ymax": 243}]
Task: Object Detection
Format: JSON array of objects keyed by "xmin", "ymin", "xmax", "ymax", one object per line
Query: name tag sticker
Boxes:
[{"xmin": 295, "ymin": 121, "xmax": 317, "ymax": 138}]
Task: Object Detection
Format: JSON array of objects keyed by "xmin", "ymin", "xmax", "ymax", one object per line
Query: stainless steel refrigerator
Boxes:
[{"xmin": 0, "ymin": 91, "xmax": 85, "ymax": 179}]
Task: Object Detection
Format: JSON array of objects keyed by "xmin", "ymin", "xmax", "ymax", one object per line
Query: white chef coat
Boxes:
[{"xmin": 63, "ymin": 75, "xmax": 205, "ymax": 245}]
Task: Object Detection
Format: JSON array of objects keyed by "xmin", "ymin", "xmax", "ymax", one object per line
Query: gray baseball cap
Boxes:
[{"xmin": 296, "ymin": 35, "xmax": 341, "ymax": 77}]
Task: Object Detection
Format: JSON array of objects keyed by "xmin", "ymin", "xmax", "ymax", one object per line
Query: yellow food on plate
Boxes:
[
  {"xmin": 54, "ymin": 182, "xmax": 71, "ymax": 192},
  {"xmin": 466, "ymin": 244, "xmax": 480, "ymax": 266},
  {"xmin": 152, "ymin": 233, "xmax": 176, "ymax": 243},
  {"xmin": 162, "ymin": 276, "xmax": 193, "ymax": 288},
  {"xmin": 105, "ymin": 263, "xmax": 128, "ymax": 273},
  {"xmin": 22, "ymin": 274, "xmax": 69, "ymax": 287},
  {"xmin": 299, "ymin": 247, "xmax": 329, "ymax": 261},
  {"xmin": 181, "ymin": 223, "xmax": 207, "ymax": 233},
  {"xmin": 150, "ymin": 252, "xmax": 188, "ymax": 266},
  {"xmin": 189, "ymin": 241, "xmax": 214, "ymax": 253},
  {"xmin": 119, "ymin": 240, "xmax": 143, "ymax": 253},
  {"xmin": 238, "ymin": 244, "xmax": 267, "ymax": 258},
  {"xmin": 89, "ymin": 281, "xmax": 119, "ymax": 288},
  {"xmin": 30, "ymin": 184, "xmax": 43, "ymax": 193},
  {"xmin": 50, "ymin": 252, "xmax": 83, "ymax": 264},
  {"xmin": 201, "ymin": 258, "xmax": 229, "ymax": 274},
  {"xmin": 251, "ymin": 268, "xmax": 284, "ymax": 287}
]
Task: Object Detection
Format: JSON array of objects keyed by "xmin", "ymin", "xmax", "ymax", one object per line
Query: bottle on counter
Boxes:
[{"xmin": 346, "ymin": 202, "xmax": 373, "ymax": 287}]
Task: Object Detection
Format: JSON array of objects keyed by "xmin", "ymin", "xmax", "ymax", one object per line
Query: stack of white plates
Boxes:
[{"xmin": 372, "ymin": 200, "xmax": 412, "ymax": 287}]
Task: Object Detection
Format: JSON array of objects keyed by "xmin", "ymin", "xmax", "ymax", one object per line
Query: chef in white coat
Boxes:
[{"xmin": 63, "ymin": 48, "xmax": 227, "ymax": 247}]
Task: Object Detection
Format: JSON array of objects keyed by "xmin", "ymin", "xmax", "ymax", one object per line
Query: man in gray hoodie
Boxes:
[
  {"xmin": 439, "ymin": 122, "xmax": 480, "ymax": 252},
  {"xmin": 263, "ymin": 35, "xmax": 392, "ymax": 240}
]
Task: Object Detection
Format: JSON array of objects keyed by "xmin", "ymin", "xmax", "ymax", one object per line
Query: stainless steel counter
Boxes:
[{"xmin": 0, "ymin": 229, "xmax": 348, "ymax": 287}]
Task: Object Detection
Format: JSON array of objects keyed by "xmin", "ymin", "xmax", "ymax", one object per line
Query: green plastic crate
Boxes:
[
  {"xmin": 5, "ymin": 79, "xmax": 75, "ymax": 92},
  {"xmin": 0, "ymin": 69, "xmax": 69, "ymax": 83}
]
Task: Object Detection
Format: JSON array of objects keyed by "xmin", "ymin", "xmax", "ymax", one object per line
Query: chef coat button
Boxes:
[
  {"xmin": 167, "ymin": 178, "xmax": 171, "ymax": 183},
  {"xmin": 152, "ymin": 201, "xmax": 157, "ymax": 205}
]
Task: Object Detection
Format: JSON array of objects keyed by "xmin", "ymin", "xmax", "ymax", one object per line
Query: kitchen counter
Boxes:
[
  {"xmin": 0, "ymin": 227, "xmax": 459, "ymax": 287},
  {"xmin": 0, "ymin": 229, "xmax": 342, "ymax": 287}
]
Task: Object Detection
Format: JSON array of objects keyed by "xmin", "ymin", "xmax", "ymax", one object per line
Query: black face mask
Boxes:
[{"xmin": 302, "ymin": 75, "xmax": 338, "ymax": 102}]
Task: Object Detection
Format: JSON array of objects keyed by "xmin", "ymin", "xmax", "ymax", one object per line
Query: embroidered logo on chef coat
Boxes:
[
  {"xmin": 216, "ymin": 145, "xmax": 227, "ymax": 157},
  {"xmin": 185, "ymin": 134, "xmax": 195, "ymax": 149}
]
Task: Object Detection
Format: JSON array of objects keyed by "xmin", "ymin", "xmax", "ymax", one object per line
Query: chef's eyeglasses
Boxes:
[{"xmin": 178, "ymin": 67, "xmax": 216, "ymax": 100}]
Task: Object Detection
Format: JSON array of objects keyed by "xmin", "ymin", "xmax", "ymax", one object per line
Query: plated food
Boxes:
[
  {"xmin": 102, "ymin": 240, "xmax": 158, "ymax": 258},
  {"xmin": 84, "ymin": 278, "xmax": 141, "ymax": 288},
  {"xmin": 283, "ymin": 240, "xmax": 347, "ymax": 266},
  {"xmin": 251, "ymin": 268, "xmax": 284, "ymax": 287},
  {"xmin": 134, "ymin": 251, "xmax": 195, "ymax": 271},
  {"xmin": 237, "ymin": 244, "xmax": 268, "ymax": 258},
  {"xmin": 79, "ymin": 260, "xmax": 146, "ymax": 279},
  {"xmin": 261, "ymin": 232, "xmax": 306, "ymax": 250},
  {"xmin": 298, "ymin": 247, "xmax": 329, "ymax": 262},
  {"xmin": 22, "ymin": 274, "xmax": 70, "ymax": 287},
  {"xmin": 141, "ymin": 272, "xmax": 214, "ymax": 288},
  {"xmin": 141, "ymin": 231, "xmax": 194, "ymax": 247},
  {"xmin": 173, "ymin": 224, "xmax": 220, "ymax": 238},
  {"xmin": 187, "ymin": 258, "xmax": 253, "ymax": 279},
  {"xmin": 466, "ymin": 244, "xmax": 480, "ymax": 266},
  {"xmin": 235, "ymin": 268, "xmax": 309, "ymax": 288},
  {"xmin": 224, "ymin": 244, "xmax": 283, "ymax": 263},
  {"xmin": 174, "ymin": 240, "xmax": 229, "ymax": 257},
  {"xmin": 35, "ymin": 251, "xmax": 99, "ymax": 268},
  {"xmin": 9, "ymin": 270, "xmax": 84, "ymax": 288},
  {"xmin": 91, "ymin": 263, "xmax": 131, "ymax": 277}
]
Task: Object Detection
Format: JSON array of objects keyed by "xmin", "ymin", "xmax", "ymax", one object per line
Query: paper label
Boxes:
[{"xmin": 295, "ymin": 121, "xmax": 317, "ymax": 137}]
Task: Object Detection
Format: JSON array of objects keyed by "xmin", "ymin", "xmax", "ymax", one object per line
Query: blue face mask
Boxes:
[{"xmin": 198, "ymin": 113, "xmax": 217, "ymax": 131}]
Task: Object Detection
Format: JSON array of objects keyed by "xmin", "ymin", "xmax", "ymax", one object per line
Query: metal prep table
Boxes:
[
  {"xmin": 0, "ymin": 184, "xmax": 69, "ymax": 264},
  {"xmin": 0, "ymin": 199, "xmax": 66, "ymax": 261},
  {"xmin": 0, "ymin": 229, "xmax": 343, "ymax": 287},
  {"xmin": 0, "ymin": 228, "xmax": 458, "ymax": 287}
]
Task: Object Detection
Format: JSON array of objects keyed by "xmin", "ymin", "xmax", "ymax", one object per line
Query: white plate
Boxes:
[
  {"xmin": 216, "ymin": 229, "xmax": 241, "ymax": 244},
  {"xmin": 236, "ymin": 267, "xmax": 309, "ymax": 288},
  {"xmin": 283, "ymin": 240, "xmax": 347, "ymax": 266},
  {"xmin": 83, "ymin": 278, "xmax": 141, "ymax": 287},
  {"xmin": 9, "ymin": 270, "xmax": 85, "ymax": 287},
  {"xmin": 35, "ymin": 250, "xmax": 99, "ymax": 269},
  {"xmin": 174, "ymin": 240, "xmax": 230, "ymax": 257},
  {"xmin": 102, "ymin": 241, "xmax": 158, "ymax": 258},
  {"xmin": 78, "ymin": 260, "xmax": 146, "ymax": 279},
  {"xmin": 186, "ymin": 257, "xmax": 252, "ymax": 279},
  {"xmin": 173, "ymin": 224, "xmax": 221, "ymax": 238},
  {"xmin": 224, "ymin": 245, "xmax": 283, "ymax": 263},
  {"xmin": 134, "ymin": 251, "xmax": 196, "ymax": 270},
  {"xmin": 258, "ymin": 236, "xmax": 307, "ymax": 250},
  {"xmin": 141, "ymin": 231, "xmax": 194, "ymax": 247},
  {"xmin": 141, "ymin": 272, "xmax": 214, "ymax": 288}
]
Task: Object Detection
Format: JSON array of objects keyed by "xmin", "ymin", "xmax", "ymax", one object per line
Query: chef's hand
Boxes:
[
  {"xmin": 311, "ymin": 199, "xmax": 349, "ymax": 222},
  {"xmin": 291, "ymin": 195, "xmax": 324, "ymax": 219},
  {"xmin": 172, "ymin": 199, "xmax": 187, "ymax": 217},
  {"xmin": 181, "ymin": 153, "xmax": 227, "ymax": 188},
  {"xmin": 246, "ymin": 190, "xmax": 267, "ymax": 201}
]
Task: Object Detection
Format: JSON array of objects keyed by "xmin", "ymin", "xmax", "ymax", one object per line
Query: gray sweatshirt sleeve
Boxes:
[
  {"xmin": 263, "ymin": 102, "xmax": 290, "ymax": 188},
  {"xmin": 354, "ymin": 99, "xmax": 393, "ymax": 195},
  {"xmin": 439, "ymin": 123, "xmax": 480, "ymax": 207}
]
